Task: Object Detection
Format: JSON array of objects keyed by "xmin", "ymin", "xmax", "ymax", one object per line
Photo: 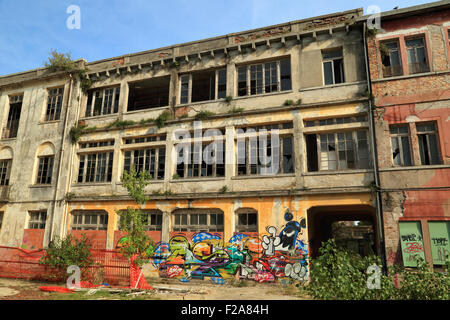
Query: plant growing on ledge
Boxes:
[
  {"xmin": 106, "ymin": 118, "xmax": 137, "ymax": 129},
  {"xmin": 155, "ymin": 110, "xmax": 173, "ymax": 128},
  {"xmin": 44, "ymin": 49, "xmax": 77, "ymax": 73},
  {"xmin": 117, "ymin": 166, "xmax": 154, "ymax": 266},
  {"xmin": 194, "ymin": 110, "xmax": 215, "ymax": 120},
  {"xmin": 224, "ymin": 95, "xmax": 233, "ymax": 105},
  {"xmin": 69, "ymin": 124, "xmax": 88, "ymax": 144},
  {"xmin": 283, "ymin": 99, "xmax": 294, "ymax": 106},
  {"xmin": 228, "ymin": 106, "xmax": 245, "ymax": 114}
]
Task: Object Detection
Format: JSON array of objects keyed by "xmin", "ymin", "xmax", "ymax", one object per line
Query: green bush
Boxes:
[
  {"xmin": 39, "ymin": 234, "xmax": 93, "ymax": 280},
  {"xmin": 302, "ymin": 239, "xmax": 449, "ymax": 300},
  {"xmin": 44, "ymin": 50, "xmax": 77, "ymax": 73}
]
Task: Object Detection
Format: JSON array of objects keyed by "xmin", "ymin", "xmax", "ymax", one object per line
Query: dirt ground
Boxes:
[{"xmin": 0, "ymin": 277, "xmax": 309, "ymax": 300}]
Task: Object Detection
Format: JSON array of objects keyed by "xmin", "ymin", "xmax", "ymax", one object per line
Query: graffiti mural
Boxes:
[{"xmin": 116, "ymin": 213, "xmax": 308, "ymax": 284}]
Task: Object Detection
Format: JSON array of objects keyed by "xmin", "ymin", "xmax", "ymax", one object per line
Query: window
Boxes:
[
  {"xmin": 36, "ymin": 156, "xmax": 54, "ymax": 184},
  {"xmin": 172, "ymin": 209, "xmax": 224, "ymax": 232},
  {"xmin": 236, "ymin": 209, "xmax": 258, "ymax": 233},
  {"xmin": 0, "ymin": 211, "xmax": 3, "ymax": 230},
  {"xmin": 142, "ymin": 210, "xmax": 163, "ymax": 231},
  {"xmin": 428, "ymin": 221, "xmax": 450, "ymax": 266},
  {"xmin": 45, "ymin": 87, "xmax": 64, "ymax": 121},
  {"xmin": 71, "ymin": 211, "xmax": 108, "ymax": 230},
  {"xmin": 305, "ymin": 115, "xmax": 368, "ymax": 127},
  {"xmin": 390, "ymin": 125, "xmax": 412, "ymax": 166},
  {"xmin": 237, "ymin": 58, "xmax": 291, "ymax": 96},
  {"xmin": 417, "ymin": 122, "xmax": 441, "ymax": 165},
  {"xmin": 380, "ymin": 41, "xmax": 403, "ymax": 77},
  {"xmin": 322, "ymin": 49, "xmax": 344, "ymax": 85},
  {"xmin": 175, "ymin": 129, "xmax": 225, "ymax": 179},
  {"xmin": 123, "ymin": 147, "xmax": 165, "ymax": 180},
  {"xmin": 128, "ymin": 76, "xmax": 170, "ymax": 111},
  {"xmin": 0, "ymin": 159, "xmax": 12, "ymax": 186},
  {"xmin": 77, "ymin": 152, "xmax": 114, "ymax": 183},
  {"xmin": 85, "ymin": 86, "xmax": 120, "ymax": 117},
  {"xmin": 124, "ymin": 134, "xmax": 166, "ymax": 145},
  {"xmin": 236, "ymin": 123, "xmax": 294, "ymax": 175},
  {"xmin": 406, "ymin": 37, "xmax": 429, "ymax": 74},
  {"xmin": 306, "ymin": 130, "xmax": 370, "ymax": 171},
  {"xmin": 179, "ymin": 69, "xmax": 226, "ymax": 104},
  {"xmin": 28, "ymin": 211, "xmax": 47, "ymax": 229},
  {"xmin": 80, "ymin": 140, "xmax": 115, "ymax": 149},
  {"xmin": 3, "ymin": 95, "xmax": 23, "ymax": 139}
]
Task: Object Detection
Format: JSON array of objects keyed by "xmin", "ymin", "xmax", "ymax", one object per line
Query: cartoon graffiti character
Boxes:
[{"xmin": 262, "ymin": 226, "xmax": 281, "ymax": 256}]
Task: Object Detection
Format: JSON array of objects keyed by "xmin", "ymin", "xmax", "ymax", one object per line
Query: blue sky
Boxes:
[{"xmin": 0, "ymin": 0, "xmax": 433, "ymax": 76}]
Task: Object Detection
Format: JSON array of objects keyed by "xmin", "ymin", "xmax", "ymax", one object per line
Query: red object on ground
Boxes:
[
  {"xmin": 130, "ymin": 255, "xmax": 153, "ymax": 290},
  {"xmin": 39, "ymin": 286, "xmax": 74, "ymax": 293}
]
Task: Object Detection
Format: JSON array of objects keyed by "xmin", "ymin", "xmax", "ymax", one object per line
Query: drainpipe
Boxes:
[
  {"xmin": 48, "ymin": 73, "xmax": 74, "ymax": 244},
  {"xmin": 363, "ymin": 22, "xmax": 388, "ymax": 274}
]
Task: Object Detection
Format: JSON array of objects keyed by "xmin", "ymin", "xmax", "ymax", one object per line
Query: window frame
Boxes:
[
  {"xmin": 3, "ymin": 95, "xmax": 23, "ymax": 139},
  {"xmin": 71, "ymin": 211, "xmax": 108, "ymax": 231},
  {"xmin": 416, "ymin": 122, "xmax": 442, "ymax": 165},
  {"xmin": 172, "ymin": 209, "xmax": 224, "ymax": 232},
  {"xmin": 179, "ymin": 68, "xmax": 227, "ymax": 105},
  {"xmin": 389, "ymin": 124, "xmax": 413, "ymax": 167},
  {"xmin": 85, "ymin": 86, "xmax": 120, "ymax": 117},
  {"xmin": 380, "ymin": 39, "xmax": 403, "ymax": 77},
  {"xmin": 237, "ymin": 58, "xmax": 291, "ymax": 97},
  {"xmin": 36, "ymin": 155, "xmax": 54, "ymax": 185},
  {"xmin": 405, "ymin": 36, "xmax": 430, "ymax": 75},
  {"xmin": 123, "ymin": 146, "xmax": 166, "ymax": 181},
  {"xmin": 77, "ymin": 151, "xmax": 114, "ymax": 183},
  {"xmin": 28, "ymin": 210, "xmax": 47, "ymax": 230},
  {"xmin": 235, "ymin": 209, "xmax": 258, "ymax": 233},
  {"xmin": 45, "ymin": 87, "xmax": 64, "ymax": 121},
  {"xmin": 0, "ymin": 159, "xmax": 12, "ymax": 186},
  {"xmin": 322, "ymin": 49, "xmax": 345, "ymax": 85}
]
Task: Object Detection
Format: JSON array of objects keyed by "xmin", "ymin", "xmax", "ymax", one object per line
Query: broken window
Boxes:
[
  {"xmin": 71, "ymin": 211, "xmax": 108, "ymax": 230},
  {"xmin": 390, "ymin": 125, "xmax": 412, "ymax": 166},
  {"xmin": 0, "ymin": 159, "xmax": 12, "ymax": 186},
  {"xmin": 36, "ymin": 156, "xmax": 54, "ymax": 184},
  {"xmin": 175, "ymin": 129, "xmax": 225, "ymax": 179},
  {"xmin": 77, "ymin": 152, "xmax": 114, "ymax": 183},
  {"xmin": 406, "ymin": 37, "xmax": 430, "ymax": 74},
  {"xmin": 45, "ymin": 87, "xmax": 64, "ymax": 121},
  {"xmin": 237, "ymin": 58, "xmax": 291, "ymax": 96},
  {"xmin": 236, "ymin": 123, "xmax": 294, "ymax": 175},
  {"xmin": 417, "ymin": 122, "xmax": 441, "ymax": 165},
  {"xmin": 306, "ymin": 130, "xmax": 370, "ymax": 171},
  {"xmin": 236, "ymin": 209, "xmax": 258, "ymax": 233},
  {"xmin": 322, "ymin": 49, "xmax": 344, "ymax": 85},
  {"xmin": 380, "ymin": 41, "xmax": 403, "ymax": 77},
  {"xmin": 179, "ymin": 69, "xmax": 226, "ymax": 104},
  {"xmin": 28, "ymin": 211, "xmax": 47, "ymax": 229},
  {"xmin": 141, "ymin": 210, "xmax": 163, "ymax": 231},
  {"xmin": 123, "ymin": 147, "xmax": 165, "ymax": 180},
  {"xmin": 172, "ymin": 209, "xmax": 224, "ymax": 232},
  {"xmin": 128, "ymin": 76, "xmax": 170, "ymax": 111},
  {"xmin": 85, "ymin": 86, "xmax": 120, "ymax": 117},
  {"xmin": 3, "ymin": 95, "xmax": 23, "ymax": 139}
]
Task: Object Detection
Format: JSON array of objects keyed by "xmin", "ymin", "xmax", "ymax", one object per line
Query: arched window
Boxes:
[
  {"xmin": 0, "ymin": 147, "xmax": 13, "ymax": 186},
  {"xmin": 35, "ymin": 143, "xmax": 55, "ymax": 185},
  {"xmin": 235, "ymin": 208, "xmax": 258, "ymax": 233},
  {"xmin": 172, "ymin": 209, "xmax": 223, "ymax": 232}
]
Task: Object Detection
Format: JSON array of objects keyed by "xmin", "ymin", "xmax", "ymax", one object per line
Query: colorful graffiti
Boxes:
[{"xmin": 116, "ymin": 214, "xmax": 308, "ymax": 284}]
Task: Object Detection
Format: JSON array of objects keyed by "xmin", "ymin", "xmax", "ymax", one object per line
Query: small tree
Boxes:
[
  {"xmin": 44, "ymin": 49, "xmax": 77, "ymax": 73},
  {"xmin": 117, "ymin": 166, "xmax": 154, "ymax": 266},
  {"xmin": 39, "ymin": 233, "xmax": 93, "ymax": 281}
]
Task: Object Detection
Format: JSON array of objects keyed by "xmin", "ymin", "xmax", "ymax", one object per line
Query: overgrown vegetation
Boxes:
[
  {"xmin": 69, "ymin": 123, "xmax": 97, "ymax": 144},
  {"xmin": 117, "ymin": 166, "xmax": 154, "ymax": 266},
  {"xmin": 44, "ymin": 50, "xmax": 77, "ymax": 73},
  {"xmin": 154, "ymin": 110, "xmax": 173, "ymax": 128},
  {"xmin": 301, "ymin": 239, "xmax": 449, "ymax": 300},
  {"xmin": 106, "ymin": 119, "xmax": 137, "ymax": 129},
  {"xmin": 228, "ymin": 107, "xmax": 245, "ymax": 114},
  {"xmin": 39, "ymin": 234, "xmax": 93, "ymax": 280},
  {"xmin": 194, "ymin": 110, "xmax": 215, "ymax": 120}
]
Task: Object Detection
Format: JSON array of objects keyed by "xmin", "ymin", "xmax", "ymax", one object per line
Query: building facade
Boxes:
[
  {"xmin": 365, "ymin": 1, "xmax": 450, "ymax": 268},
  {"xmin": 0, "ymin": 1, "xmax": 448, "ymax": 284}
]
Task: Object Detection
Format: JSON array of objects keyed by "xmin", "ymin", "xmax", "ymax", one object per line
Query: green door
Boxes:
[
  {"xmin": 399, "ymin": 221, "xmax": 425, "ymax": 267},
  {"xmin": 428, "ymin": 222, "xmax": 450, "ymax": 266}
]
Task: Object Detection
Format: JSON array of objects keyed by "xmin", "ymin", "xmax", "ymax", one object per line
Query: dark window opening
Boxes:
[
  {"xmin": 417, "ymin": 122, "xmax": 441, "ymax": 165},
  {"xmin": 36, "ymin": 156, "xmax": 54, "ymax": 185},
  {"xmin": 128, "ymin": 76, "xmax": 170, "ymax": 111},
  {"xmin": 0, "ymin": 159, "xmax": 12, "ymax": 186},
  {"xmin": 381, "ymin": 41, "xmax": 403, "ymax": 77},
  {"xmin": 46, "ymin": 88, "xmax": 64, "ymax": 121},
  {"xmin": 3, "ymin": 95, "xmax": 23, "ymax": 139},
  {"xmin": 192, "ymin": 70, "xmax": 216, "ymax": 103},
  {"xmin": 323, "ymin": 49, "xmax": 344, "ymax": 85},
  {"xmin": 406, "ymin": 37, "xmax": 430, "ymax": 74},
  {"xmin": 28, "ymin": 211, "xmax": 47, "ymax": 229},
  {"xmin": 236, "ymin": 211, "xmax": 258, "ymax": 233}
]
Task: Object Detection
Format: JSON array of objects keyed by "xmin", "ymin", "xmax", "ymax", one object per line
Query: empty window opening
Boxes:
[
  {"xmin": 172, "ymin": 209, "xmax": 224, "ymax": 232},
  {"xmin": 180, "ymin": 69, "xmax": 226, "ymax": 104},
  {"xmin": 237, "ymin": 58, "xmax": 291, "ymax": 96},
  {"xmin": 0, "ymin": 212, "xmax": 4, "ymax": 230},
  {"xmin": 380, "ymin": 41, "xmax": 403, "ymax": 77},
  {"xmin": 45, "ymin": 87, "xmax": 64, "ymax": 121},
  {"xmin": 85, "ymin": 86, "xmax": 120, "ymax": 117},
  {"xmin": 322, "ymin": 49, "xmax": 344, "ymax": 85},
  {"xmin": 28, "ymin": 211, "xmax": 47, "ymax": 229},
  {"xmin": 72, "ymin": 211, "xmax": 108, "ymax": 230},
  {"xmin": 128, "ymin": 76, "xmax": 170, "ymax": 111},
  {"xmin": 0, "ymin": 159, "xmax": 12, "ymax": 186},
  {"xmin": 390, "ymin": 125, "xmax": 412, "ymax": 166},
  {"xmin": 236, "ymin": 210, "xmax": 258, "ymax": 233},
  {"xmin": 417, "ymin": 122, "xmax": 441, "ymax": 165},
  {"xmin": 3, "ymin": 95, "xmax": 23, "ymax": 139},
  {"xmin": 406, "ymin": 37, "xmax": 429, "ymax": 74}
]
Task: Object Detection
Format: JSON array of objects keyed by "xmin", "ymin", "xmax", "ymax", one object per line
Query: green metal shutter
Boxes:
[
  {"xmin": 399, "ymin": 221, "xmax": 426, "ymax": 267},
  {"xmin": 428, "ymin": 221, "xmax": 450, "ymax": 266}
]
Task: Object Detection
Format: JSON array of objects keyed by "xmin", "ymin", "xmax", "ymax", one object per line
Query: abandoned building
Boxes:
[{"xmin": 0, "ymin": 1, "xmax": 448, "ymax": 283}]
